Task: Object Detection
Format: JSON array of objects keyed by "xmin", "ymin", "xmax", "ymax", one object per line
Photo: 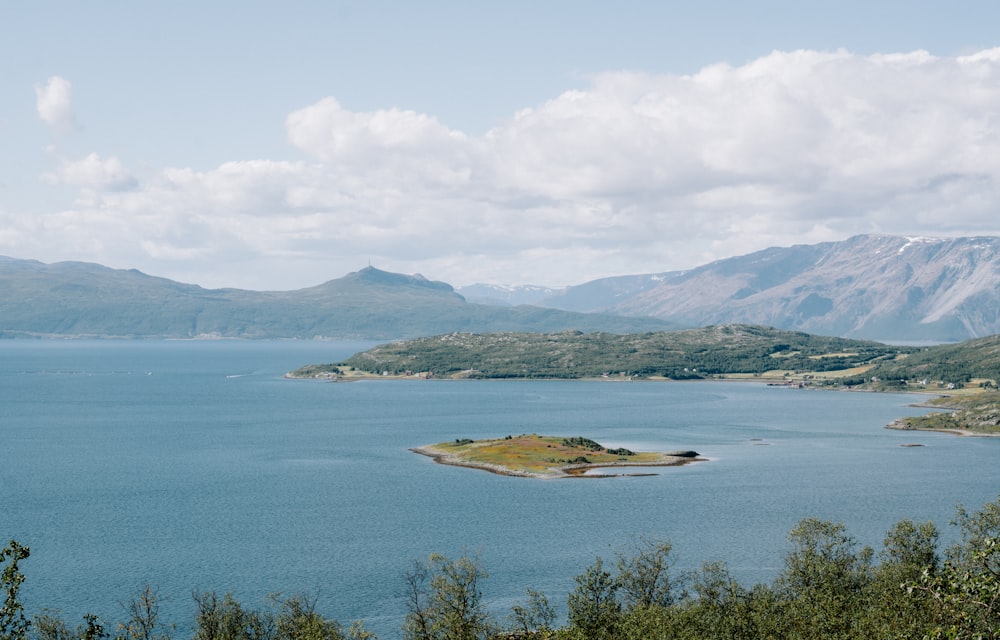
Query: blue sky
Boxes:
[{"xmin": 3, "ymin": 1, "xmax": 1000, "ymax": 289}]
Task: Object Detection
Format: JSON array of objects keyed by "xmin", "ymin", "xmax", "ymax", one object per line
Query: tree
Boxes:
[
  {"xmin": 403, "ymin": 560, "xmax": 432, "ymax": 640},
  {"xmin": 903, "ymin": 497, "xmax": 1000, "ymax": 639},
  {"xmin": 271, "ymin": 594, "xmax": 343, "ymax": 640},
  {"xmin": 777, "ymin": 519, "xmax": 872, "ymax": 640},
  {"xmin": 912, "ymin": 537, "xmax": 1000, "ymax": 639},
  {"xmin": 32, "ymin": 612, "xmax": 108, "ymax": 640},
  {"xmin": 1, "ymin": 540, "xmax": 30, "ymax": 640},
  {"xmin": 950, "ymin": 496, "xmax": 1000, "ymax": 572},
  {"xmin": 881, "ymin": 519, "xmax": 940, "ymax": 575},
  {"xmin": 402, "ymin": 554, "xmax": 492, "ymax": 640},
  {"xmin": 78, "ymin": 615, "xmax": 108, "ymax": 640},
  {"xmin": 676, "ymin": 561, "xmax": 757, "ymax": 640},
  {"xmin": 342, "ymin": 622, "xmax": 376, "ymax": 640},
  {"xmin": 565, "ymin": 558, "xmax": 620, "ymax": 640},
  {"xmin": 32, "ymin": 611, "xmax": 72, "ymax": 640},
  {"xmin": 860, "ymin": 520, "xmax": 940, "ymax": 639},
  {"xmin": 614, "ymin": 603, "xmax": 673, "ymax": 640},
  {"xmin": 615, "ymin": 537, "xmax": 677, "ymax": 611},
  {"xmin": 507, "ymin": 590, "xmax": 554, "ymax": 637},
  {"xmin": 192, "ymin": 592, "xmax": 274, "ymax": 640},
  {"xmin": 116, "ymin": 585, "xmax": 171, "ymax": 640}
]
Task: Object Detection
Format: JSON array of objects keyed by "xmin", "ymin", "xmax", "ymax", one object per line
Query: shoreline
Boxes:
[
  {"xmin": 410, "ymin": 444, "xmax": 705, "ymax": 479},
  {"xmin": 288, "ymin": 370, "xmax": 999, "ymax": 439},
  {"xmin": 885, "ymin": 419, "xmax": 1000, "ymax": 438}
]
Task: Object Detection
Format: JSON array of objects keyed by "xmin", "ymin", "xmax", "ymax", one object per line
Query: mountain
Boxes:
[
  {"xmin": 9, "ymin": 234, "xmax": 997, "ymax": 342},
  {"xmin": 535, "ymin": 273, "xmax": 674, "ymax": 313},
  {"xmin": 534, "ymin": 235, "xmax": 1000, "ymax": 343},
  {"xmin": 456, "ymin": 283, "xmax": 563, "ymax": 307},
  {"xmin": 0, "ymin": 260, "xmax": 676, "ymax": 339}
]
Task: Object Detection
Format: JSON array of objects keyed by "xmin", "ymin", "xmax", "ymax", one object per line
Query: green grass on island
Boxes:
[{"xmin": 411, "ymin": 434, "xmax": 702, "ymax": 478}]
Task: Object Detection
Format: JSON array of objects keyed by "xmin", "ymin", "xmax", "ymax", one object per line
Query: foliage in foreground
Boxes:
[{"xmin": 3, "ymin": 496, "xmax": 1000, "ymax": 640}]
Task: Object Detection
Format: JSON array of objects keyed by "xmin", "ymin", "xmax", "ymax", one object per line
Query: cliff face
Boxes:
[{"xmin": 543, "ymin": 236, "xmax": 1000, "ymax": 342}]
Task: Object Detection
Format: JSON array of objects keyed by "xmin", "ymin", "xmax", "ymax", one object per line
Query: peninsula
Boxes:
[
  {"xmin": 289, "ymin": 327, "xmax": 1000, "ymax": 434},
  {"xmin": 411, "ymin": 434, "xmax": 702, "ymax": 478},
  {"xmin": 887, "ymin": 394, "xmax": 1000, "ymax": 436}
]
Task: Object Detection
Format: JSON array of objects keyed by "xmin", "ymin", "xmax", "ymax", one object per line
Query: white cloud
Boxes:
[
  {"xmin": 9, "ymin": 49, "xmax": 1000, "ymax": 289},
  {"xmin": 44, "ymin": 153, "xmax": 137, "ymax": 191},
  {"xmin": 286, "ymin": 98, "xmax": 473, "ymax": 190},
  {"xmin": 34, "ymin": 76, "xmax": 79, "ymax": 135}
]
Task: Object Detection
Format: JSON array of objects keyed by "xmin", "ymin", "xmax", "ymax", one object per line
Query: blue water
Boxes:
[{"xmin": 2, "ymin": 340, "xmax": 997, "ymax": 637}]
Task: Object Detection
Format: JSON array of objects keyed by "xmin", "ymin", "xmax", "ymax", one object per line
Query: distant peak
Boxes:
[{"xmin": 348, "ymin": 266, "xmax": 454, "ymax": 292}]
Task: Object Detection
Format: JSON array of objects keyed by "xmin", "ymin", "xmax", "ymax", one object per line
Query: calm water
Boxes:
[{"xmin": 2, "ymin": 340, "xmax": 998, "ymax": 637}]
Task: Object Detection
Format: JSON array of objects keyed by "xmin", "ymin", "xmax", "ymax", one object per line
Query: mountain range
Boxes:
[
  {"xmin": 459, "ymin": 235, "xmax": 1000, "ymax": 343},
  {"xmin": 3, "ymin": 234, "xmax": 998, "ymax": 342},
  {"xmin": 0, "ymin": 259, "xmax": 673, "ymax": 339}
]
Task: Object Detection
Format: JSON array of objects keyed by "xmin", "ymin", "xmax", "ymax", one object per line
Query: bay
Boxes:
[{"xmin": 1, "ymin": 339, "xmax": 997, "ymax": 638}]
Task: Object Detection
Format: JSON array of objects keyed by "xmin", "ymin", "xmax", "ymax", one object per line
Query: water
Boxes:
[{"xmin": 2, "ymin": 339, "xmax": 997, "ymax": 638}]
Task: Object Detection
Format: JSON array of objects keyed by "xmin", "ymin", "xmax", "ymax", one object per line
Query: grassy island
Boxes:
[{"xmin": 411, "ymin": 434, "xmax": 702, "ymax": 478}]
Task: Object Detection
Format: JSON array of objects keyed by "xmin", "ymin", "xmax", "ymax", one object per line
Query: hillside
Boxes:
[
  {"xmin": 293, "ymin": 325, "xmax": 911, "ymax": 379},
  {"xmin": 529, "ymin": 235, "xmax": 1000, "ymax": 343},
  {"xmin": 293, "ymin": 326, "xmax": 1000, "ymax": 390},
  {"xmin": 0, "ymin": 260, "xmax": 675, "ymax": 339},
  {"xmin": 865, "ymin": 334, "xmax": 1000, "ymax": 388}
]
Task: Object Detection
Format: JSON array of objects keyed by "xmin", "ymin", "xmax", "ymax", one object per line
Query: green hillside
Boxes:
[
  {"xmin": 865, "ymin": 334, "xmax": 1000, "ymax": 388},
  {"xmin": 294, "ymin": 324, "xmax": 909, "ymax": 379}
]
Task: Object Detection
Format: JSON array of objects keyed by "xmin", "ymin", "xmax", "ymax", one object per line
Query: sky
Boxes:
[{"xmin": 3, "ymin": 1, "xmax": 1000, "ymax": 291}]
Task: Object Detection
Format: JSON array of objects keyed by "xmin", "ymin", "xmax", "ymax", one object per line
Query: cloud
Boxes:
[
  {"xmin": 10, "ymin": 49, "xmax": 1000, "ymax": 289},
  {"xmin": 489, "ymin": 49, "xmax": 1000, "ymax": 209},
  {"xmin": 34, "ymin": 76, "xmax": 80, "ymax": 135},
  {"xmin": 286, "ymin": 97, "xmax": 473, "ymax": 190},
  {"xmin": 43, "ymin": 153, "xmax": 137, "ymax": 191}
]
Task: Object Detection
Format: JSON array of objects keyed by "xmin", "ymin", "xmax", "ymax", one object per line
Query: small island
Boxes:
[{"xmin": 411, "ymin": 434, "xmax": 703, "ymax": 478}]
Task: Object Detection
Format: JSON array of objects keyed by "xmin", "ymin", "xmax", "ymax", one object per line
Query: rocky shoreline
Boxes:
[{"xmin": 885, "ymin": 419, "xmax": 1000, "ymax": 438}]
